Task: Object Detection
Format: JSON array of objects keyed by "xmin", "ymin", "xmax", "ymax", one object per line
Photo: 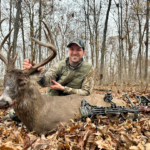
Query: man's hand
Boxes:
[
  {"xmin": 23, "ymin": 59, "xmax": 43, "ymax": 71},
  {"xmin": 50, "ymin": 80, "xmax": 64, "ymax": 91}
]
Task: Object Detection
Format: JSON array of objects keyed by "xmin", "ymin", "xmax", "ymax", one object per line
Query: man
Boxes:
[
  {"xmin": 23, "ymin": 38, "xmax": 94, "ymax": 96},
  {"xmin": 3, "ymin": 39, "xmax": 94, "ymax": 122}
]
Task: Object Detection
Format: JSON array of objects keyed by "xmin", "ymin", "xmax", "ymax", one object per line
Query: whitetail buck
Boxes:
[{"xmin": 0, "ymin": 19, "xmax": 126, "ymax": 134}]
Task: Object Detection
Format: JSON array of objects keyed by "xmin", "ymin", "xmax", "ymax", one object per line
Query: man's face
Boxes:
[{"xmin": 68, "ymin": 43, "xmax": 85, "ymax": 66}]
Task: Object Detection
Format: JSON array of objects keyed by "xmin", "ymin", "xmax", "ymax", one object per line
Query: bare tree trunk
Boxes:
[
  {"xmin": 120, "ymin": 0, "xmax": 123, "ymax": 83},
  {"xmin": 84, "ymin": 0, "xmax": 88, "ymax": 61},
  {"xmin": 12, "ymin": 0, "xmax": 22, "ymax": 58},
  {"xmin": 87, "ymin": 0, "xmax": 94, "ymax": 65},
  {"xmin": 115, "ymin": 1, "xmax": 121, "ymax": 83},
  {"xmin": 124, "ymin": 36, "xmax": 128, "ymax": 81},
  {"xmin": 94, "ymin": 0, "xmax": 98, "ymax": 68},
  {"xmin": 114, "ymin": 0, "xmax": 123, "ymax": 83},
  {"xmin": 39, "ymin": 0, "xmax": 42, "ymax": 62},
  {"xmin": 61, "ymin": 36, "xmax": 64, "ymax": 59},
  {"xmin": 20, "ymin": 10, "xmax": 25, "ymax": 59},
  {"xmin": 54, "ymin": 35, "xmax": 60, "ymax": 60},
  {"xmin": 110, "ymin": 54, "xmax": 112, "ymax": 83},
  {"xmin": 100, "ymin": 0, "xmax": 111, "ymax": 84},
  {"xmin": 144, "ymin": 0, "xmax": 150, "ymax": 81},
  {"xmin": 125, "ymin": 0, "xmax": 132, "ymax": 82},
  {"xmin": 0, "ymin": 0, "xmax": 1, "ymax": 30},
  {"xmin": 127, "ymin": 24, "xmax": 132, "ymax": 81},
  {"xmin": 8, "ymin": 0, "xmax": 12, "ymax": 47},
  {"xmin": 135, "ymin": 2, "xmax": 143, "ymax": 81},
  {"xmin": 113, "ymin": 54, "xmax": 117, "ymax": 82},
  {"xmin": 29, "ymin": 3, "xmax": 35, "ymax": 62},
  {"xmin": 134, "ymin": 0, "xmax": 146, "ymax": 82}
]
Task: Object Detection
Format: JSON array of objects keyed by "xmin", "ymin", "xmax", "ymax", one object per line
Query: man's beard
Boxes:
[{"xmin": 69, "ymin": 57, "xmax": 82, "ymax": 66}]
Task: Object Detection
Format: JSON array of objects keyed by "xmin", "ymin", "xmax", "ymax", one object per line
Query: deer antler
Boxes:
[
  {"xmin": 7, "ymin": 46, "xmax": 18, "ymax": 72},
  {"xmin": 0, "ymin": 18, "xmax": 9, "ymax": 65},
  {"xmin": 42, "ymin": 21, "xmax": 55, "ymax": 46},
  {"xmin": 23, "ymin": 38, "xmax": 57, "ymax": 75},
  {"xmin": 0, "ymin": 19, "xmax": 56, "ymax": 74},
  {"xmin": 23, "ymin": 21, "xmax": 57, "ymax": 75},
  {"xmin": 0, "ymin": 18, "xmax": 18, "ymax": 72}
]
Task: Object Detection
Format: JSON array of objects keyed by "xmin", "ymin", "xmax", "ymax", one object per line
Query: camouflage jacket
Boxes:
[{"xmin": 38, "ymin": 58, "xmax": 94, "ymax": 96}]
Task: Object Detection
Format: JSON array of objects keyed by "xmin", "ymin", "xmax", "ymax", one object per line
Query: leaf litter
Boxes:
[{"xmin": 0, "ymin": 85, "xmax": 150, "ymax": 150}]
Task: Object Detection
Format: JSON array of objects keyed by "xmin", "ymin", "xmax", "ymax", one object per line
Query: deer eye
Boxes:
[
  {"xmin": 19, "ymin": 81, "xmax": 26, "ymax": 86},
  {"xmin": 17, "ymin": 78, "xmax": 23, "ymax": 82}
]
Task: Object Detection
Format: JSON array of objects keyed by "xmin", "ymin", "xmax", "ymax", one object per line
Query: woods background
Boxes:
[{"xmin": 0, "ymin": 0, "xmax": 149, "ymax": 85}]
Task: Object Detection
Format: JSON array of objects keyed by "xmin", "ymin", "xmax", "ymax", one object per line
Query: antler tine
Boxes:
[
  {"xmin": 23, "ymin": 37, "xmax": 57, "ymax": 75},
  {"xmin": 6, "ymin": 46, "xmax": 18, "ymax": 72},
  {"xmin": 0, "ymin": 18, "xmax": 13, "ymax": 65},
  {"xmin": 41, "ymin": 21, "xmax": 55, "ymax": 46},
  {"xmin": 29, "ymin": 50, "xmax": 35, "ymax": 66},
  {"xmin": 7, "ymin": 45, "xmax": 13, "ymax": 61},
  {"xmin": 43, "ymin": 29, "xmax": 50, "ymax": 43},
  {"xmin": 23, "ymin": 21, "xmax": 57, "ymax": 75}
]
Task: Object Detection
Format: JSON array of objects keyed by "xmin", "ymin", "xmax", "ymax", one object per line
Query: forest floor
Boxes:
[{"xmin": 0, "ymin": 85, "xmax": 150, "ymax": 150}]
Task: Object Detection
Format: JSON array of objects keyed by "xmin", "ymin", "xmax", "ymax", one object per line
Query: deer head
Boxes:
[{"xmin": 0, "ymin": 19, "xmax": 57, "ymax": 109}]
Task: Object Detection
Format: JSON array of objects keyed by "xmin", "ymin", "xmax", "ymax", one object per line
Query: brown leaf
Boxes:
[
  {"xmin": 70, "ymin": 125, "xmax": 79, "ymax": 133},
  {"xmin": 33, "ymin": 143, "xmax": 48, "ymax": 150},
  {"xmin": 145, "ymin": 143, "xmax": 150, "ymax": 150},
  {"xmin": 0, "ymin": 141, "xmax": 22, "ymax": 150},
  {"xmin": 120, "ymin": 133, "xmax": 135, "ymax": 148},
  {"xmin": 95, "ymin": 140, "xmax": 113, "ymax": 150},
  {"xmin": 144, "ymin": 131, "xmax": 150, "ymax": 139},
  {"xmin": 23, "ymin": 134, "xmax": 36, "ymax": 150},
  {"xmin": 97, "ymin": 125, "xmax": 108, "ymax": 135},
  {"xmin": 137, "ymin": 142, "xmax": 145, "ymax": 150},
  {"xmin": 129, "ymin": 146, "xmax": 140, "ymax": 150}
]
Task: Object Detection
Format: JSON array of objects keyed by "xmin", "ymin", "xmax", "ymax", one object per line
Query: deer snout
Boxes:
[
  {"xmin": 0, "ymin": 94, "xmax": 14, "ymax": 109},
  {"xmin": 0, "ymin": 98, "xmax": 10, "ymax": 109}
]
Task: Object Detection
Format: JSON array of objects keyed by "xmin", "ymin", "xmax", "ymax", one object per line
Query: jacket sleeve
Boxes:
[
  {"xmin": 63, "ymin": 67, "xmax": 94, "ymax": 96},
  {"xmin": 37, "ymin": 63, "xmax": 59, "ymax": 87}
]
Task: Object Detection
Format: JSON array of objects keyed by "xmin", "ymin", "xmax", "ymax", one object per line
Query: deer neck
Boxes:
[{"xmin": 13, "ymin": 80, "xmax": 44, "ymax": 131}]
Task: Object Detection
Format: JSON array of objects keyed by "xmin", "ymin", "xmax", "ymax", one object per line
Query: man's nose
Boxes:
[{"xmin": 72, "ymin": 50, "xmax": 77, "ymax": 54}]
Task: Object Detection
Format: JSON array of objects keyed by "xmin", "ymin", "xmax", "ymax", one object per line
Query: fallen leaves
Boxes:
[
  {"xmin": 1, "ymin": 113, "xmax": 150, "ymax": 150},
  {"xmin": 1, "ymin": 86, "xmax": 150, "ymax": 149}
]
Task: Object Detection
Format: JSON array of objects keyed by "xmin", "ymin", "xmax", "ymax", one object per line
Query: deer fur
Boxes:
[{"xmin": 0, "ymin": 69, "xmax": 126, "ymax": 134}]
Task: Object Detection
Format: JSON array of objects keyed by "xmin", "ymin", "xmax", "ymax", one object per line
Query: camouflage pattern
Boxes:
[
  {"xmin": 63, "ymin": 67, "xmax": 94, "ymax": 96},
  {"xmin": 38, "ymin": 58, "xmax": 94, "ymax": 96},
  {"xmin": 37, "ymin": 63, "xmax": 60, "ymax": 87},
  {"xmin": 44, "ymin": 63, "xmax": 59, "ymax": 87},
  {"xmin": 67, "ymin": 38, "xmax": 85, "ymax": 50}
]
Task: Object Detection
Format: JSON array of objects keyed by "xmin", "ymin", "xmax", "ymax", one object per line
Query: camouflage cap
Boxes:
[{"xmin": 67, "ymin": 38, "xmax": 85, "ymax": 50}]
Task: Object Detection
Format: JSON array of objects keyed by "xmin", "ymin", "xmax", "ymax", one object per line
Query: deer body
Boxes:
[{"xmin": 12, "ymin": 78, "xmax": 125, "ymax": 134}]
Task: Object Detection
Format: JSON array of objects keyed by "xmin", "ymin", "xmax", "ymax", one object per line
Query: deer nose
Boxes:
[
  {"xmin": 0, "ymin": 98, "xmax": 5, "ymax": 102},
  {"xmin": 0, "ymin": 98, "xmax": 9, "ymax": 109}
]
